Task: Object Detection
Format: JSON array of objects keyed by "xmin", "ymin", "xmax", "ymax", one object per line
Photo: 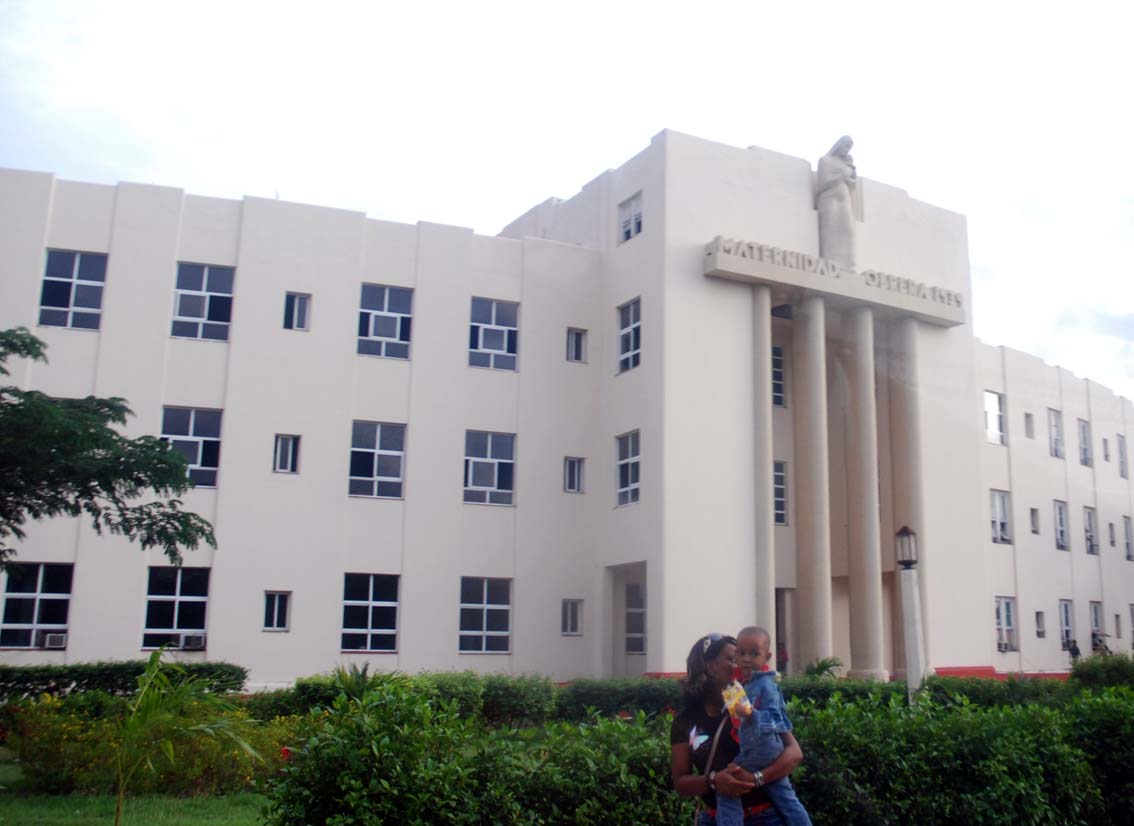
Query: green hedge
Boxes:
[
  {"xmin": 0, "ymin": 660, "xmax": 247, "ymax": 700},
  {"xmin": 1070, "ymin": 652, "xmax": 1134, "ymax": 690},
  {"xmin": 555, "ymin": 676, "xmax": 682, "ymax": 721}
]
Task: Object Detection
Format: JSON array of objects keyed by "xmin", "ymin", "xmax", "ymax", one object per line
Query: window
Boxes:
[
  {"xmin": 984, "ymin": 391, "xmax": 1005, "ymax": 444},
  {"xmin": 459, "ymin": 577, "xmax": 510, "ymax": 653},
  {"xmin": 1024, "ymin": 412, "xmax": 1035, "ymax": 439},
  {"xmin": 143, "ymin": 567, "xmax": 209, "ymax": 648},
  {"xmin": 171, "ymin": 262, "xmax": 234, "ymax": 341},
  {"xmin": 0, "ymin": 563, "xmax": 73, "ymax": 648},
  {"xmin": 161, "ymin": 407, "xmax": 222, "ymax": 487},
  {"xmin": 1084, "ymin": 507, "xmax": 1098, "ymax": 554},
  {"xmin": 772, "ymin": 346, "xmax": 786, "ymax": 407},
  {"xmin": 625, "ymin": 582, "xmax": 646, "ymax": 654},
  {"xmin": 283, "ymin": 292, "xmax": 310, "ymax": 330},
  {"xmin": 618, "ymin": 192, "xmax": 643, "ymax": 243},
  {"xmin": 617, "ymin": 298, "xmax": 641, "ymax": 373},
  {"xmin": 564, "ymin": 457, "xmax": 584, "ymax": 493},
  {"xmin": 1060, "ymin": 599, "xmax": 1074, "ymax": 649},
  {"xmin": 358, "ymin": 284, "xmax": 412, "ymax": 359},
  {"xmin": 341, "ymin": 573, "xmax": 398, "ymax": 651},
  {"xmin": 995, "ymin": 596, "xmax": 1017, "ymax": 651},
  {"xmin": 1078, "ymin": 418, "xmax": 1092, "ymax": 466},
  {"xmin": 616, "ymin": 430, "xmax": 641, "ymax": 506},
  {"xmin": 1035, "ymin": 611, "xmax": 1046, "ymax": 639},
  {"xmin": 774, "ymin": 461, "xmax": 789, "ymax": 526},
  {"xmin": 1109, "ymin": 522, "xmax": 1116, "ymax": 547},
  {"xmin": 1030, "ymin": 508, "xmax": 1040, "ymax": 534},
  {"xmin": 468, "ymin": 297, "xmax": 518, "ymax": 370},
  {"xmin": 274, "ymin": 435, "xmax": 300, "ymax": 473},
  {"xmin": 990, "ymin": 490, "xmax": 1011, "ymax": 544},
  {"xmin": 349, "ymin": 421, "xmax": 405, "ymax": 498},
  {"xmin": 38, "ymin": 249, "xmax": 107, "ymax": 330},
  {"xmin": 561, "ymin": 599, "xmax": 582, "ymax": 636},
  {"xmin": 566, "ymin": 328, "xmax": 587, "ymax": 362},
  {"xmin": 1048, "ymin": 409, "xmax": 1064, "ymax": 458},
  {"xmin": 1054, "ymin": 500, "xmax": 1069, "ymax": 550},
  {"xmin": 1119, "ymin": 434, "xmax": 1128, "ymax": 479},
  {"xmin": 1103, "ymin": 437, "xmax": 1111, "ymax": 462},
  {"xmin": 1116, "ymin": 613, "xmax": 1122, "ymax": 640},
  {"xmin": 264, "ymin": 591, "xmax": 290, "ymax": 631},
  {"xmin": 1125, "ymin": 516, "xmax": 1133, "ymax": 561},
  {"xmin": 463, "ymin": 431, "xmax": 515, "ymax": 505},
  {"xmin": 1090, "ymin": 601, "xmax": 1103, "ymax": 638}
]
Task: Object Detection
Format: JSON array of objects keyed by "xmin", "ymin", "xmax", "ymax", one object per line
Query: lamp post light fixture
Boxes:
[{"xmin": 896, "ymin": 526, "xmax": 926, "ymax": 701}]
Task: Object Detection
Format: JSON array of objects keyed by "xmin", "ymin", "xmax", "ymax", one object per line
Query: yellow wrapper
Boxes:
[{"xmin": 722, "ymin": 680, "xmax": 752, "ymax": 717}]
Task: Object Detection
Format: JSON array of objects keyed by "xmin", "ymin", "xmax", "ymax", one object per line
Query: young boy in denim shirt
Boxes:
[{"xmin": 716, "ymin": 626, "xmax": 812, "ymax": 826}]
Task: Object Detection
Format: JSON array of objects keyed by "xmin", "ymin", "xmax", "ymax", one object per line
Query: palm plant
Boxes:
[{"xmin": 803, "ymin": 656, "xmax": 844, "ymax": 679}]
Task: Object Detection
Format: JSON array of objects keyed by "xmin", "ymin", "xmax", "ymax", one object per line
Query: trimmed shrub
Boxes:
[
  {"xmin": 1070, "ymin": 652, "xmax": 1134, "ymax": 690},
  {"xmin": 1064, "ymin": 687, "xmax": 1134, "ymax": 826},
  {"xmin": 0, "ymin": 660, "xmax": 246, "ymax": 700},
  {"xmin": 555, "ymin": 677, "xmax": 682, "ymax": 721},
  {"xmin": 418, "ymin": 670, "xmax": 486, "ymax": 719},
  {"xmin": 481, "ymin": 673, "xmax": 556, "ymax": 727},
  {"xmin": 922, "ymin": 674, "xmax": 1071, "ymax": 708},
  {"xmin": 780, "ymin": 676, "xmax": 907, "ymax": 707}
]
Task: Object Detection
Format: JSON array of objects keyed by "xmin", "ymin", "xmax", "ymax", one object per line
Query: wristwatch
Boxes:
[
  {"xmin": 707, "ymin": 771, "xmax": 717, "ymax": 790},
  {"xmin": 753, "ymin": 770, "xmax": 765, "ymax": 787}
]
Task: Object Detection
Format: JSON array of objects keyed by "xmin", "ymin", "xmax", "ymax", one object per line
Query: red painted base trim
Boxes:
[{"xmin": 933, "ymin": 665, "xmax": 1070, "ymax": 681}]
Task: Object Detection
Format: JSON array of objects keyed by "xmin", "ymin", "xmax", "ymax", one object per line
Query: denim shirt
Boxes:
[{"xmin": 744, "ymin": 671, "xmax": 792, "ymax": 735}]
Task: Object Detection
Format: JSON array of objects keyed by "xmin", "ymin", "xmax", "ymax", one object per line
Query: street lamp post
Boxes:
[{"xmin": 896, "ymin": 526, "xmax": 926, "ymax": 702}]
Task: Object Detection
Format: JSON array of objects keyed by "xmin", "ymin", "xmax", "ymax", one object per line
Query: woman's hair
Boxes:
[{"xmin": 681, "ymin": 633, "xmax": 735, "ymax": 709}]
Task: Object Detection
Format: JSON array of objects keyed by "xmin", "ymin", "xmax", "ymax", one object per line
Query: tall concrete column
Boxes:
[
  {"xmin": 792, "ymin": 293, "xmax": 833, "ymax": 668},
  {"xmin": 752, "ymin": 286, "xmax": 775, "ymax": 640},
  {"xmin": 846, "ymin": 307, "xmax": 887, "ymax": 679}
]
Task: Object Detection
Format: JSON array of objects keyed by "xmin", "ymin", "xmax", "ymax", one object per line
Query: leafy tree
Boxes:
[{"xmin": 0, "ymin": 326, "xmax": 215, "ymax": 567}]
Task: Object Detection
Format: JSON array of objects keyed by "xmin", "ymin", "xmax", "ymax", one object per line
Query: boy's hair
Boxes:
[{"xmin": 737, "ymin": 626, "xmax": 772, "ymax": 651}]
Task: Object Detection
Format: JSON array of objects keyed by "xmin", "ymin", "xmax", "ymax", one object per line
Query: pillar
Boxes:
[{"xmin": 753, "ymin": 286, "xmax": 776, "ymax": 640}]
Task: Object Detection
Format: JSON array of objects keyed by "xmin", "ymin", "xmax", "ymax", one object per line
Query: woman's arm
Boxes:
[
  {"xmin": 728, "ymin": 731, "xmax": 802, "ymax": 786},
  {"xmin": 671, "ymin": 744, "xmax": 755, "ymax": 799}
]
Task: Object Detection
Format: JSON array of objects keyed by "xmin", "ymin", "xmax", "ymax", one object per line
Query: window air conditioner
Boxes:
[
  {"xmin": 997, "ymin": 642, "xmax": 1007, "ymax": 652},
  {"xmin": 1037, "ymin": 630, "xmax": 1046, "ymax": 639},
  {"xmin": 38, "ymin": 632, "xmax": 68, "ymax": 649},
  {"xmin": 180, "ymin": 634, "xmax": 207, "ymax": 651}
]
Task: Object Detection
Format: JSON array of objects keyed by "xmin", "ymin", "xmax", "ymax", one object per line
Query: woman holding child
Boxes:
[{"xmin": 670, "ymin": 632, "xmax": 804, "ymax": 826}]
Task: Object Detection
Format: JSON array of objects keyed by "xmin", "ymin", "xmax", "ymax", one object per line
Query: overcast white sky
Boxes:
[{"xmin": 2, "ymin": 0, "xmax": 1132, "ymax": 399}]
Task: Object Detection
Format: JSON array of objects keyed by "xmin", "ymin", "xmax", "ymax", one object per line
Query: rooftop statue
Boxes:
[{"xmin": 817, "ymin": 135, "xmax": 857, "ymax": 270}]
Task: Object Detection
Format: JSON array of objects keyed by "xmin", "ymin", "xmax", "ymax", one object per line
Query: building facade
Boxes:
[{"xmin": 1, "ymin": 130, "xmax": 1131, "ymax": 688}]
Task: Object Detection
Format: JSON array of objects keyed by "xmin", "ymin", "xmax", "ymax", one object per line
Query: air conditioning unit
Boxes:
[
  {"xmin": 180, "ymin": 634, "xmax": 207, "ymax": 651},
  {"xmin": 997, "ymin": 642, "xmax": 1007, "ymax": 652},
  {"xmin": 38, "ymin": 632, "xmax": 68, "ymax": 649},
  {"xmin": 1037, "ymin": 630, "xmax": 1046, "ymax": 639}
]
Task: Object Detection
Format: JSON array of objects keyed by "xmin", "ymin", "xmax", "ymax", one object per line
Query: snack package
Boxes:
[{"xmin": 722, "ymin": 680, "xmax": 752, "ymax": 717}]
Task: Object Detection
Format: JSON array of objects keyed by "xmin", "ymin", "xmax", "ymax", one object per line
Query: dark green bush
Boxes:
[
  {"xmin": 0, "ymin": 660, "xmax": 246, "ymax": 700},
  {"xmin": 1070, "ymin": 652, "xmax": 1134, "ymax": 690},
  {"xmin": 481, "ymin": 673, "xmax": 556, "ymax": 727},
  {"xmin": 1064, "ymin": 687, "xmax": 1134, "ymax": 826},
  {"xmin": 922, "ymin": 674, "xmax": 1071, "ymax": 708},
  {"xmin": 555, "ymin": 676, "xmax": 682, "ymax": 721},
  {"xmin": 780, "ymin": 676, "xmax": 907, "ymax": 707},
  {"xmin": 418, "ymin": 670, "xmax": 486, "ymax": 718}
]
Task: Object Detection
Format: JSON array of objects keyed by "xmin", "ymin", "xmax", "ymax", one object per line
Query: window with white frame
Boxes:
[
  {"xmin": 1103, "ymin": 437, "xmax": 1111, "ymax": 462},
  {"xmin": 0, "ymin": 563, "xmax": 73, "ymax": 648},
  {"xmin": 39, "ymin": 249, "xmax": 107, "ymax": 330},
  {"xmin": 564, "ymin": 457, "xmax": 584, "ymax": 493},
  {"xmin": 283, "ymin": 292, "xmax": 310, "ymax": 330},
  {"xmin": 774, "ymin": 461, "xmax": 788, "ymax": 526},
  {"xmin": 625, "ymin": 582, "xmax": 646, "ymax": 654},
  {"xmin": 617, "ymin": 298, "xmax": 641, "ymax": 373},
  {"xmin": 1125, "ymin": 516, "xmax": 1133, "ymax": 561},
  {"xmin": 561, "ymin": 599, "xmax": 582, "ymax": 636},
  {"xmin": 274, "ymin": 434, "xmax": 300, "ymax": 473},
  {"xmin": 566, "ymin": 328, "xmax": 586, "ymax": 363},
  {"xmin": 772, "ymin": 346, "xmax": 786, "ymax": 407},
  {"xmin": 1030, "ymin": 508, "xmax": 1040, "ymax": 534},
  {"xmin": 1084, "ymin": 507, "xmax": 1098, "ymax": 554},
  {"xmin": 984, "ymin": 391, "xmax": 1006, "ymax": 444},
  {"xmin": 468, "ymin": 297, "xmax": 518, "ymax": 370},
  {"xmin": 1119, "ymin": 434, "xmax": 1129, "ymax": 479},
  {"xmin": 1035, "ymin": 610, "xmax": 1046, "ymax": 638},
  {"xmin": 1116, "ymin": 613, "xmax": 1122, "ymax": 640},
  {"xmin": 1090, "ymin": 601, "xmax": 1103, "ymax": 639},
  {"xmin": 990, "ymin": 490, "xmax": 1011, "ymax": 543},
  {"xmin": 161, "ymin": 407, "xmax": 222, "ymax": 487},
  {"xmin": 358, "ymin": 284, "xmax": 412, "ymax": 359},
  {"xmin": 143, "ymin": 567, "xmax": 209, "ymax": 648},
  {"xmin": 171, "ymin": 262, "xmax": 234, "ymax": 341},
  {"xmin": 459, "ymin": 577, "xmax": 510, "ymax": 653},
  {"xmin": 264, "ymin": 591, "xmax": 290, "ymax": 631},
  {"xmin": 1060, "ymin": 599, "xmax": 1074, "ymax": 649},
  {"xmin": 348, "ymin": 421, "xmax": 405, "ymax": 498},
  {"xmin": 618, "ymin": 192, "xmax": 643, "ymax": 243},
  {"xmin": 1078, "ymin": 418, "xmax": 1093, "ymax": 466},
  {"xmin": 995, "ymin": 596, "xmax": 1017, "ymax": 651},
  {"xmin": 341, "ymin": 573, "xmax": 398, "ymax": 651},
  {"xmin": 464, "ymin": 431, "xmax": 514, "ymax": 505},
  {"xmin": 1054, "ymin": 500, "xmax": 1069, "ymax": 550},
  {"xmin": 616, "ymin": 430, "xmax": 640, "ymax": 506},
  {"xmin": 1024, "ymin": 412, "xmax": 1035, "ymax": 439},
  {"xmin": 1109, "ymin": 522, "xmax": 1116, "ymax": 547},
  {"xmin": 1048, "ymin": 409, "xmax": 1064, "ymax": 458}
]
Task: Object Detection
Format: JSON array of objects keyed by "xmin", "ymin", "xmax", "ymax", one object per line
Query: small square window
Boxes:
[
  {"xmin": 564, "ymin": 457, "xmax": 584, "ymax": 493},
  {"xmin": 1024, "ymin": 412, "xmax": 1035, "ymax": 439},
  {"xmin": 561, "ymin": 599, "xmax": 582, "ymax": 635},
  {"xmin": 161, "ymin": 407, "xmax": 222, "ymax": 488},
  {"xmin": 264, "ymin": 592, "xmax": 290, "ymax": 631},
  {"xmin": 618, "ymin": 193, "xmax": 643, "ymax": 243},
  {"xmin": 284, "ymin": 293, "xmax": 310, "ymax": 330},
  {"xmin": 274, "ymin": 435, "xmax": 300, "ymax": 473},
  {"xmin": 341, "ymin": 573, "xmax": 398, "ymax": 651},
  {"xmin": 349, "ymin": 422, "xmax": 406, "ymax": 498},
  {"xmin": 1035, "ymin": 611, "xmax": 1046, "ymax": 639},
  {"xmin": 566, "ymin": 328, "xmax": 587, "ymax": 363},
  {"xmin": 1030, "ymin": 508, "xmax": 1040, "ymax": 535}
]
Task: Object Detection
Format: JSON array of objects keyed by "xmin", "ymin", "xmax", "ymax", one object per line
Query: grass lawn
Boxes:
[{"xmin": 0, "ymin": 748, "xmax": 264, "ymax": 825}]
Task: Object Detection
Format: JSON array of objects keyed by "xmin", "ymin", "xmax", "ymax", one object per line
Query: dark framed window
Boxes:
[
  {"xmin": 171, "ymin": 262, "xmax": 234, "ymax": 341},
  {"xmin": 38, "ymin": 249, "xmax": 107, "ymax": 330},
  {"xmin": 358, "ymin": 284, "xmax": 412, "ymax": 359},
  {"xmin": 341, "ymin": 573, "xmax": 398, "ymax": 651},
  {"xmin": 618, "ymin": 298, "xmax": 641, "ymax": 373},
  {"xmin": 161, "ymin": 407, "xmax": 222, "ymax": 487},
  {"xmin": 264, "ymin": 591, "xmax": 290, "ymax": 630},
  {"xmin": 459, "ymin": 577, "xmax": 511, "ymax": 653},
  {"xmin": 143, "ymin": 567, "xmax": 209, "ymax": 649},
  {"xmin": 469, "ymin": 298, "xmax": 518, "ymax": 370},
  {"xmin": 348, "ymin": 421, "xmax": 405, "ymax": 497},
  {"xmin": 464, "ymin": 431, "xmax": 514, "ymax": 505},
  {"xmin": 0, "ymin": 563, "xmax": 73, "ymax": 648},
  {"xmin": 284, "ymin": 292, "xmax": 310, "ymax": 330}
]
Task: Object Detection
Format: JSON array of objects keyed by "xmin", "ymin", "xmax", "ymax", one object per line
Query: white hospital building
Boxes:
[{"xmin": 1, "ymin": 131, "xmax": 1132, "ymax": 688}]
